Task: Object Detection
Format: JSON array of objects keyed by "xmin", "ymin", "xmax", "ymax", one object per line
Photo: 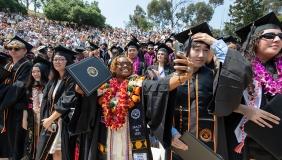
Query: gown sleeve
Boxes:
[
  {"xmin": 212, "ymin": 48, "xmax": 252, "ymax": 116},
  {"xmin": 0, "ymin": 62, "xmax": 31, "ymax": 111},
  {"xmin": 142, "ymin": 77, "xmax": 176, "ymax": 148},
  {"xmin": 54, "ymin": 78, "xmax": 78, "ymax": 115}
]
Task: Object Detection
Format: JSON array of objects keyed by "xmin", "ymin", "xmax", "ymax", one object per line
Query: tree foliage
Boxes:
[
  {"xmin": 147, "ymin": 0, "xmax": 223, "ymax": 30},
  {"xmin": 129, "ymin": 5, "xmax": 153, "ymax": 31},
  {"xmin": 224, "ymin": 0, "xmax": 265, "ymax": 35},
  {"xmin": 0, "ymin": 0, "xmax": 27, "ymax": 14},
  {"xmin": 44, "ymin": 0, "xmax": 105, "ymax": 27}
]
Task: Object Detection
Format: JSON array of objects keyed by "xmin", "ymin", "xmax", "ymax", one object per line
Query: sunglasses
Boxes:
[
  {"xmin": 148, "ymin": 48, "xmax": 154, "ymax": 50},
  {"xmin": 6, "ymin": 47, "xmax": 23, "ymax": 51},
  {"xmin": 260, "ymin": 32, "xmax": 282, "ymax": 40}
]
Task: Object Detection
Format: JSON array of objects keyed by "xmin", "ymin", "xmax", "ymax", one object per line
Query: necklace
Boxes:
[{"xmin": 252, "ymin": 56, "xmax": 282, "ymax": 95}]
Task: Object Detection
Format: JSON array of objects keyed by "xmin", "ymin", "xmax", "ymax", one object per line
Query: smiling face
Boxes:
[
  {"xmin": 52, "ymin": 55, "xmax": 67, "ymax": 73},
  {"xmin": 256, "ymin": 28, "xmax": 282, "ymax": 61},
  {"xmin": 127, "ymin": 47, "xmax": 138, "ymax": 60},
  {"xmin": 114, "ymin": 56, "xmax": 133, "ymax": 79},
  {"xmin": 188, "ymin": 41, "xmax": 210, "ymax": 68},
  {"xmin": 157, "ymin": 50, "xmax": 167, "ymax": 64},
  {"xmin": 32, "ymin": 66, "xmax": 41, "ymax": 81}
]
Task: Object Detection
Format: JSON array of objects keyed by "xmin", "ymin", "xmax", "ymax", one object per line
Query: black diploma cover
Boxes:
[
  {"xmin": 172, "ymin": 132, "xmax": 223, "ymax": 160},
  {"xmin": 66, "ymin": 57, "xmax": 112, "ymax": 96},
  {"xmin": 245, "ymin": 94, "xmax": 282, "ymax": 160}
]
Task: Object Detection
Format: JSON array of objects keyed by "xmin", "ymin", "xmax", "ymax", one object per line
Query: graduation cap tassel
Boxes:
[
  {"xmin": 242, "ymin": 23, "xmax": 256, "ymax": 53},
  {"xmin": 234, "ymin": 141, "xmax": 244, "ymax": 154}
]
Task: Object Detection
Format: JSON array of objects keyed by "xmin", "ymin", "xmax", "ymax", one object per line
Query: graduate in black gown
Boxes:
[
  {"xmin": 69, "ymin": 54, "xmax": 194, "ymax": 160},
  {"xmin": 171, "ymin": 22, "xmax": 220, "ymax": 160},
  {"xmin": 145, "ymin": 43, "xmax": 174, "ymax": 80},
  {"xmin": 213, "ymin": 12, "xmax": 282, "ymax": 160},
  {"xmin": 0, "ymin": 36, "xmax": 33, "ymax": 159},
  {"xmin": 35, "ymin": 45, "xmax": 78, "ymax": 160}
]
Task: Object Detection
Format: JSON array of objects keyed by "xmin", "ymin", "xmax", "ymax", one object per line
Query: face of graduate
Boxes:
[
  {"xmin": 53, "ymin": 55, "xmax": 67, "ymax": 73},
  {"xmin": 32, "ymin": 66, "xmax": 41, "ymax": 81},
  {"xmin": 6, "ymin": 41, "xmax": 27, "ymax": 62},
  {"xmin": 127, "ymin": 47, "xmax": 138, "ymax": 59},
  {"xmin": 256, "ymin": 28, "xmax": 282, "ymax": 61},
  {"xmin": 157, "ymin": 51, "xmax": 167, "ymax": 64},
  {"xmin": 147, "ymin": 45, "xmax": 154, "ymax": 54},
  {"xmin": 188, "ymin": 42, "xmax": 209, "ymax": 68},
  {"xmin": 115, "ymin": 57, "xmax": 133, "ymax": 79}
]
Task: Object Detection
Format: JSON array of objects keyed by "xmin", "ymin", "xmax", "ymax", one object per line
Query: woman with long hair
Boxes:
[
  {"xmin": 26, "ymin": 56, "xmax": 50, "ymax": 149},
  {"xmin": 36, "ymin": 45, "xmax": 78, "ymax": 160},
  {"xmin": 212, "ymin": 12, "xmax": 282, "ymax": 160}
]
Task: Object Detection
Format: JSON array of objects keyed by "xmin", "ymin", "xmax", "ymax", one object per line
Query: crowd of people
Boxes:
[{"xmin": 0, "ymin": 11, "xmax": 281, "ymax": 160}]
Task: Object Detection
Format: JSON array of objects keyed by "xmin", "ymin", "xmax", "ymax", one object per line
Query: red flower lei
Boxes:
[{"xmin": 99, "ymin": 77, "xmax": 141, "ymax": 129}]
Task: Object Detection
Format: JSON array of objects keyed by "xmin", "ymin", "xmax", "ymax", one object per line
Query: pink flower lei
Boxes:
[{"xmin": 252, "ymin": 56, "xmax": 282, "ymax": 95}]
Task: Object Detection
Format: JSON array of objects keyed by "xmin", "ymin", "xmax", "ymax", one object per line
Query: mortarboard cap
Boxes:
[
  {"xmin": 222, "ymin": 36, "xmax": 238, "ymax": 44},
  {"xmin": 37, "ymin": 45, "xmax": 48, "ymax": 54},
  {"xmin": 235, "ymin": 12, "xmax": 282, "ymax": 45},
  {"xmin": 157, "ymin": 43, "xmax": 173, "ymax": 54},
  {"xmin": 174, "ymin": 22, "xmax": 213, "ymax": 44},
  {"xmin": 87, "ymin": 42, "xmax": 99, "ymax": 51},
  {"xmin": 165, "ymin": 38, "xmax": 173, "ymax": 44},
  {"xmin": 5, "ymin": 35, "xmax": 33, "ymax": 52},
  {"xmin": 125, "ymin": 41, "xmax": 140, "ymax": 50},
  {"xmin": 33, "ymin": 55, "xmax": 51, "ymax": 68},
  {"xmin": 147, "ymin": 41, "xmax": 155, "ymax": 46},
  {"xmin": 54, "ymin": 45, "xmax": 78, "ymax": 61},
  {"xmin": 130, "ymin": 34, "xmax": 139, "ymax": 44},
  {"xmin": 75, "ymin": 46, "xmax": 85, "ymax": 54}
]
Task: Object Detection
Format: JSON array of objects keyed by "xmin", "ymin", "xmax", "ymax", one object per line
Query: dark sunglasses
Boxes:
[
  {"xmin": 148, "ymin": 48, "xmax": 154, "ymax": 50},
  {"xmin": 7, "ymin": 47, "xmax": 23, "ymax": 51},
  {"xmin": 260, "ymin": 32, "xmax": 282, "ymax": 40}
]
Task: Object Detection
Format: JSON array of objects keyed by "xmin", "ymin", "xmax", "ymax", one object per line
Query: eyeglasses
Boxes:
[
  {"xmin": 148, "ymin": 48, "xmax": 154, "ymax": 50},
  {"xmin": 116, "ymin": 62, "xmax": 132, "ymax": 67},
  {"xmin": 6, "ymin": 47, "xmax": 23, "ymax": 51},
  {"xmin": 260, "ymin": 32, "xmax": 282, "ymax": 40},
  {"xmin": 53, "ymin": 58, "xmax": 66, "ymax": 62}
]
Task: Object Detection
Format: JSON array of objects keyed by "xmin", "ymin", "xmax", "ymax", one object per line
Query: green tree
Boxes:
[
  {"xmin": 129, "ymin": 5, "xmax": 153, "ymax": 31},
  {"xmin": 147, "ymin": 0, "xmax": 172, "ymax": 29},
  {"xmin": 0, "ymin": 0, "xmax": 27, "ymax": 14},
  {"xmin": 44, "ymin": 0, "xmax": 105, "ymax": 27},
  {"xmin": 147, "ymin": 0, "xmax": 223, "ymax": 30},
  {"xmin": 177, "ymin": 2, "xmax": 214, "ymax": 28},
  {"xmin": 224, "ymin": 0, "xmax": 264, "ymax": 35}
]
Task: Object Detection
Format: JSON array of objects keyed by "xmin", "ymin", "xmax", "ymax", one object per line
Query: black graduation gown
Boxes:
[
  {"xmin": 35, "ymin": 76, "xmax": 78, "ymax": 160},
  {"xmin": 69, "ymin": 77, "xmax": 176, "ymax": 160},
  {"xmin": 0, "ymin": 57, "xmax": 32, "ymax": 159},
  {"xmin": 243, "ymin": 59, "xmax": 280, "ymax": 160},
  {"xmin": 211, "ymin": 48, "xmax": 252, "ymax": 160}
]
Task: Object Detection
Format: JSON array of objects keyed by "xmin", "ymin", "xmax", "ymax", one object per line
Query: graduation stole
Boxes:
[
  {"xmin": 178, "ymin": 74, "xmax": 216, "ymax": 151},
  {"xmin": 1, "ymin": 60, "xmax": 29, "ymax": 133}
]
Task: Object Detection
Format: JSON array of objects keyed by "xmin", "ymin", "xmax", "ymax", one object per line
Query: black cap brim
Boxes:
[
  {"xmin": 235, "ymin": 12, "xmax": 282, "ymax": 43},
  {"xmin": 6, "ymin": 35, "xmax": 33, "ymax": 52},
  {"xmin": 54, "ymin": 45, "xmax": 78, "ymax": 61},
  {"xmin": 174, "ymin": 22, "xmax": 213, "ymax": 44},
  {"xmin": 157, "ymin": 43, "xmax": 173, "ymax": 54}
]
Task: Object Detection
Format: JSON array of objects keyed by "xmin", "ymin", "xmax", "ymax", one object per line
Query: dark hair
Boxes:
[
  {"xmin": 26, "ymin": 63, "xmax": 50, "ymax": 96},
  {"xmin": 243, "ymin": 30, "xmax": 282, "ymax": 61}
]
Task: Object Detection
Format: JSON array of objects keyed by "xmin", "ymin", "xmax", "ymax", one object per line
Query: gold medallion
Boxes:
[
  {"xmin": 87, "ymin": 66, "xmax": 98, "ymax": 77},
  {"xmin": 199, "ymin": 128, "xmax": 212, "ymax": 142}
]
